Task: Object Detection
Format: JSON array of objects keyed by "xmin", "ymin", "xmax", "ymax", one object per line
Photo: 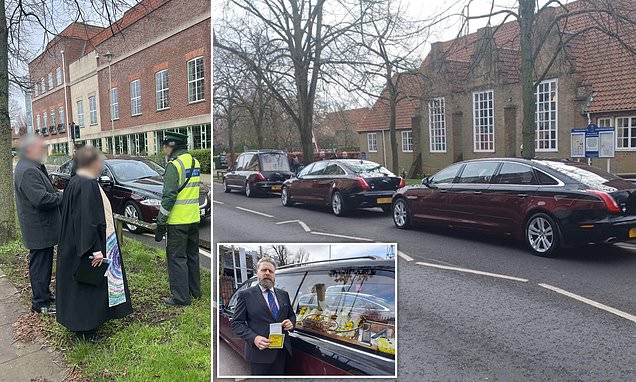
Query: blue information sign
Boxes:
[{"xmin": 571, "ymin": 123, "xmax": 615, "ymax": 158}]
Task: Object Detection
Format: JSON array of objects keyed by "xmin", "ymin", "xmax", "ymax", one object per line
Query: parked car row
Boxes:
[
  {"xmin": 222, "ymin": 151, "xmax": 636, "ymax": 258},
  {"xmin": 50, "ymin": 155, "xmax": 212, "ymax": 233}
]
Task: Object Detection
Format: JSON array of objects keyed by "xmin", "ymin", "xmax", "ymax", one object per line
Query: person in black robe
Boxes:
[{"xmin": 56, "ymin": 146, "xmax": 132, "ymax": 339}]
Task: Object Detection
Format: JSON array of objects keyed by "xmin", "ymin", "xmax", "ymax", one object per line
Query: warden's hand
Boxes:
[
  {"xmin": 91, "ymin": 252, "xmax": 104, "ymax": 267},
  {"xmin": 154, "ymin": 224, "xmax": 166, "ymax": 242},
  {"xmin": 282, "ymin": 319, "xmax": 294, "ymax": 331},
  {"xmin": 254, "ymin": 335, "xmax": 271, "ymax": 350}
]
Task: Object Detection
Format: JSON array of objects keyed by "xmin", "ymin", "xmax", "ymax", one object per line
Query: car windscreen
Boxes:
[
  {"xmin": 342, "ymin": 160, "xmax": 395, "ymax": 177},
  {"xmin": 535, "ymin": 160, "xmax": 634, "ymax": 191},
  {"xmin": 260, "ymin": 153, "xmax": 291, "ymax": 172},
  {"xmin": 109, "ymin": 159, "xmax": 164, "ymax": 182}
]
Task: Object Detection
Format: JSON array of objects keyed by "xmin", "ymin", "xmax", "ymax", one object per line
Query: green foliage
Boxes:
[
  {"xmin": 0, "ymin": 237, "xmax": 211, "ymax": 382},
  {"xmin": 190, "ymin": 149, "xmax": 211, "ymax": 173}
]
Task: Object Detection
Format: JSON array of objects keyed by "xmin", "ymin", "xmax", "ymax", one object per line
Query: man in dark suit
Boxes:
[
  {"xmin": 14, "ymin": 135, "xmax": 62, "ymax": 315},
  {"xmin": 231, "ymin": 257, "xmax": 296, "ymax": 375}
]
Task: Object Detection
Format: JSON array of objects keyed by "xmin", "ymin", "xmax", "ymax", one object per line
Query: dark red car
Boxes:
[
  {"xmin": 281, "ymin": 159, "xmax": 404, "ymax": 216},
  {"xmin": 218, "ymin": 258, "xmax": 396, "ymax": 376},
  {"xmin": 392, "ymin": 158, "xmax": 636, "ymax": 257},
  {"xmin": 49, "ymin": 156, "xmax": 211, "ymax": 233}
]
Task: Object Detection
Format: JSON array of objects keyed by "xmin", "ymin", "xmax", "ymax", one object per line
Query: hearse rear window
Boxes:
[
  {"xmin": 260, "ymin": 153, "xmax": 291, "ymax": 172},
  {"xmin": 293, "ymin": 269, "xmax": 395, "ymax": 358}
]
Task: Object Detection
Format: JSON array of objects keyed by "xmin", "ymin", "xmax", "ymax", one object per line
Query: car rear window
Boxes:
[
  {"xmin": 534, "ymin": 160, "xmax": 633, "ymax": 191},
  {"xmin": 260, "ymin": 153, "xmax": 291, "ymax": 172},
  {"xmin": 342, "ymin": 160, "xmax": 394, "ymax": 177},
  {"xmin": 457, "ymin": 162, "xmax": 500, "ymax": 184},
  {"xmin": 293, "ymin": 269, "xmax": 395, "ymax": 358}
]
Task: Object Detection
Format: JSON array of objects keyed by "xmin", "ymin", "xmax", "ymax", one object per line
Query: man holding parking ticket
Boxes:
[{"xmin": 231, "ymin": 257, "xmax": 296, "ymax": 375}]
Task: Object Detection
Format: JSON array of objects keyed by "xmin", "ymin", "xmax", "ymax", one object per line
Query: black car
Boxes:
[
  {"xmin": 281, "ymin": 159, "xmax": 405, "ymax": 216},
  {"xmin": 223, "ymin": 150, "xmax": 294, "ymax": 197},
  {"xmin": 218, "ymin": 257, "xmax": 396, "ymax": 376},
  {"xmin": 49, "ymin": 156, "xmax": 211, "ymax": 233}
]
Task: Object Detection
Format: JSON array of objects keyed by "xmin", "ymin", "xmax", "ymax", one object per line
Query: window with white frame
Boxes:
[
  {"xmin": 155, "ymin": 70, "xmax": 169, "ymax": 110},
  {"xmin": 130, "ymin": 80, "xmax": 142, "ymax": 116},
  {"xmin": 535, "ymin": 79, "xmax": 558, "ymax": 151},
  {"xmin": 89, "ymin": 96, "xmax": 97, "ymax": 124},
  {"xmin": 56, "ymin": 67, "xmax": 63, "ymax": 86},
  {"xmin": 48, "ymin": 73, "xmax": 53, "ymax": 90},
  {"xmin": 50, "ymin": 110, "xmax": 55, "ymax": 129},
  {"xmin": 42, "ymin": 113, "xmax": 47, "ymax": 131},
  {"xmin": 429, "ymin": 97, "xmax": 446, "ymax": 152},
  {"xmin": 58, "ymin": 107, "xmax": 64, "ymax": 129},
  {"xmin": 401, "ymin": 130, "xmax": 413, "ymax": 152},
  {"xmin": 41, "ymin": 78, "xmax": 46, "ymax": 93},
  {"xmin": 473, "ymin": 90, "xmax": 495, "ymax": 152},
  {"xmin": 615, "ymin": 116, "xmax": 636, "ymax": 150},
  {"xmin": 110, "ymin": 88, "xmax": 119, "ymax": 120},
  {"xmin": 597, "ymin": 118, "xmax": 612, "ymax": 127},
  {"xmin": 367, "ymin": 132, "xmax": 378, "ymax": 152},
  {"xmin": 34, "ymin": 84, "xmax": 39, "ymax": 97},
  {"xmin": 36, "ymin": 114, "xmax": 41, "ymax": 132},
  {"xmin": 188, "ymin": 57, "xmax": 205, "ymax": 103},
  {"xmin": 77, "ymin": 99, "xmax": 84, "ymax": 127}
]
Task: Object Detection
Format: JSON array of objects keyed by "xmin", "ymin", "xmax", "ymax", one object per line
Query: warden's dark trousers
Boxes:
[
  {"xmin": 250, "ymin": 350, "xmax": 288, "ymax": 376},
  {"xmin": 166, "ymin": 224, "xmax": 201, "ymax": 304},
  {"xmin": 28, "ymin": 247, "xmax": 54, "ymax": 310}
]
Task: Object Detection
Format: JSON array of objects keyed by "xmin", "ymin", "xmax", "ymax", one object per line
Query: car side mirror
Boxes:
[
  {"xmin": 98, "ymin": 175, "xmax": 113, "ymax": 185},
  {"xmin": 422, "ymin": 177, "xmax": 437, "ymax": 189},
  {"xmin": 295, "ymin": 166, "xmax": 305, "ymax": 177},
  {"xmin": 218, "ymin": 303, "xmax": 225, "ymax": 312}
]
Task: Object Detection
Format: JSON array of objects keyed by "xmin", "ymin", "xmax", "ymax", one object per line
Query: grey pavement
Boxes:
[{"xmin": 0, "ymin": 269, "xmax": 67, "ymax": 382}]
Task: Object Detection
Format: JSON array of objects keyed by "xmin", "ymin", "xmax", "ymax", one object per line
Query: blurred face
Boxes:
[
  {"xmin": 163, "ymin": 144, "xmax": 173, "ymax": 156},
  {"xmin": 24, "ymin": 137, "xmax": 46, "ymax": 162},
  {"xmin": 87, "ymin": 157, "xmax": 104, "ymax": 177},
  {"xmin": 257, "ymin": 261, "xmax": 276, "ymax": 289}
]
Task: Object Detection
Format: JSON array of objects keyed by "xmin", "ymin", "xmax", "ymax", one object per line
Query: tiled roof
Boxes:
[
  {"xmin": 356, "ymin": 72, "xmax": 424, "ymax": 132},
  {"xmin": 322, "ymin": 107, "xmax": 370, "ymax": 133}
]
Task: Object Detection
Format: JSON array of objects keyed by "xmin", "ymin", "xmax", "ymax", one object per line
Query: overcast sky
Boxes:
[{"xmin": 224, "ymin": 243, "xmax": 397, "ymax": 262}]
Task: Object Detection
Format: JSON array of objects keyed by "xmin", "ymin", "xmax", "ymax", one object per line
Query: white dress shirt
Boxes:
[{"xmin": 259, "ymin": 284, "xmax": 279, "ymax": 311}]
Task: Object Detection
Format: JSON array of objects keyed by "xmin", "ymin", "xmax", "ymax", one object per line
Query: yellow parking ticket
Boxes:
[{"xmin": 268, "ymin": 334, "xmax": 285, "ymax": 349}]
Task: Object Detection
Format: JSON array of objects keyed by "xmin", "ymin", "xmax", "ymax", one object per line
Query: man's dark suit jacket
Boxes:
[
  {"xmin": 14, "ymin": 158, "xmax": 62, "ymax": 249},
  {"xmin": 231, "ymin": 285, "xmax": 296, "ymax": 364}
]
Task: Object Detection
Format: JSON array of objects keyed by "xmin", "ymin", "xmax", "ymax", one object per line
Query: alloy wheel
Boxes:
[
  {"xmin": 245, "ymin": 182, "xmax": 252, "ymax": 197},
  {"xmin": 393, "ymin": 199, "xmax": 408, "ymax": 228},
  {"xmin": 527, "ymin": 216, "xmax": 554, "ymax": 253},
  {"xmin": 281, "ymin": 187, "xmax": 289, "ymax": 206},
  {"xmin": 332, "ymin": 192, "xmax": 342, "ymax": 215},
  {"xmin": 124, "ymin": 204, "xmax": 139, "ymax": 232}
]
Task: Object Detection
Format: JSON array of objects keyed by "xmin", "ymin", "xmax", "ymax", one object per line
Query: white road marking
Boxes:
[
  {"xmin": 310, "ymin": 231, "xmax": 374, "ymax": 242},
  {"xmin": 276, "ymin": 220, "xmax": 311, "ymax": 232},
  {"xmin": 398, "ymin": 251, "xmax": 413, "ymax": 261},
  {"xmin": 235, "ymin": 206, "xmax": 274, "ymax": 218},
  {"xmin": 538, "ymin": 283, "xmax": 636, "ymax": 323},
  {"xmin": 213, "ymin": 200, "xmax": 225, "ymax": 205},
  {"xmin": 415, "ymin": 261, "xmax": 529, "ymax": 282}
]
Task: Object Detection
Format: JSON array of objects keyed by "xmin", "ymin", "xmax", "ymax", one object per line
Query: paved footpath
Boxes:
[{"xmin": 0, "ymin": 269, "xmax": 67, "ymax": 382}]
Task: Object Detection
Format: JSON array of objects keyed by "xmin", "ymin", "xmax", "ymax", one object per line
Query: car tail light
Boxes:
[
  {"xmin": 356, "ymin": 177, "xmax": 370, "ymax": 190},
  {"xmin": 399, "ymin": 177, "xmax": 406, "ymax": 188},
  {"xmin": 255, "ymin": 172, "xmax": 266, "ymax": 181},
  {"xmin": 587, "ymin": 190, "xmax": 621, "ymax": 213}
]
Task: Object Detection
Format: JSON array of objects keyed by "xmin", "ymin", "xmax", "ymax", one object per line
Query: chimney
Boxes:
[{"xmin": 430, "ymin": 41, "xmax": 445, "ymax": 70}]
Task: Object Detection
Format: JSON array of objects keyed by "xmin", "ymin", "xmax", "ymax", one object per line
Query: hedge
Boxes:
[{"xmin": 190, "ymin": 149, "xmax": 211, "ymax": 173}]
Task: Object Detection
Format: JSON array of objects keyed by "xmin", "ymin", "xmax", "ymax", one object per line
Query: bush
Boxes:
[
  {"xmin": 190, "ymin": 149, "xmax": 211, "ymax": 173},
  {"xmin": 45, "ymin": 153, "xmax": 72, "ymax": 166}
]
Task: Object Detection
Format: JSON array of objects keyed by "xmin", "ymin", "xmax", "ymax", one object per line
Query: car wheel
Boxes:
[
  {"xmin": 281, "ymin": 186, "xmax": 294, "ymax": 207},
  {"xmin": 223, "ymin": 179, "xmax": 231, "ymax": 193},
  {"xmin": 124, "ymin": 202, "xmax": 143, "ymax": 234},
  {"xmin": 392, "ymin": 198, "xmax": 411, "ymax": 229},
  {"xmin": 381, "ymin": 205, "xmax": 391, "ymax": 214},
  {"xmin": 245, "ymin": 181, "xmax": 254, "ymax": 198},
  {"xmin": 525, "ymin": 212, "xmax": 560, "ymax": 257},
  {"xmin": 331, "ymin": 191, "xmax": 348, "ymax": 217}
]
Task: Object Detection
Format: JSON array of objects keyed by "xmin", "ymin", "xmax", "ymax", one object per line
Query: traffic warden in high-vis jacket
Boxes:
[{"xmin": 154, "ymin": 131, "xmax": 201, "ymax": 306}]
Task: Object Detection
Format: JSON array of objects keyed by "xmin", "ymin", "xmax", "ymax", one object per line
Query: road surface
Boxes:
[{"xmin": 212, "ymin": 182, "xmax": 636, "ymax": 381}]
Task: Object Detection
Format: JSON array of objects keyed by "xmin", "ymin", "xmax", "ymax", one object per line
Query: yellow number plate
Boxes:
[
  {"xmin": 377, "ymin": 197, "xmax": 393, "ymax": 204},
  {"xmin": 629, "ymin": 227, "xmax": 636, "ymax": 238},
  {"xmin": 271, "ymin": 185, "xmax": 282, "ymax": 191}
]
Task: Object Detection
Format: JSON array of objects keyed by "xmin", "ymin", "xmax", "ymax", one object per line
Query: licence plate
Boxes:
[
  {"xmin": 629, "ymin": 227, "xmax": 636, "ymax": 238},
  {"xmin": 271, "ymin": 185, "xmax": 282, "ymax": 191},
  {"xmin": 377, "ymin": 197, "xmax": 392, "ymax": 204},
  {"xmin": 200, "ymin": 208, "xmax": 205, "ymax": 217}
]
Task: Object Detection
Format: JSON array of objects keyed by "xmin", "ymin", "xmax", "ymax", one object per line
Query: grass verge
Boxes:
[{"xmin": 0, "ymin": 237, "xmax": 211, "ymax": 382}]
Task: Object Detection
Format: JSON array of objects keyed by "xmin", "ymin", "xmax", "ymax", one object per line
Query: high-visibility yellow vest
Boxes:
[{"xmin": 167, "ymin": 153, "xmax": 201, "ymax": 225}]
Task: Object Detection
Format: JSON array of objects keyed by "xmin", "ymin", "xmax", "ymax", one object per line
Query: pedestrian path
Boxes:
[{"xmin": 0, "ymin": 269, "xmax": 67, "ymax": 381}]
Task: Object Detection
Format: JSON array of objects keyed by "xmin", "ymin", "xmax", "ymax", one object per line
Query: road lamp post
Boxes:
[
  {"xmin": 104, "ymin": 51, "xmax": 114, "ymax": 153},
  {"xmin": 61, "ymin": 50, "xmax": 71, "ymax": 152}
]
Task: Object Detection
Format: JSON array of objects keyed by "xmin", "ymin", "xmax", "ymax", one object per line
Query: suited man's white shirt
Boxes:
[{"xmin": 258, "ymin": 284, "xmax": 279, "ymax": 312}]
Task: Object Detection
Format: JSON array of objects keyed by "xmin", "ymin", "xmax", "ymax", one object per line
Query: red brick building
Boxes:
[{"xmin": 28, "ymin": 0, "xmax": 211, "ymax": 155}]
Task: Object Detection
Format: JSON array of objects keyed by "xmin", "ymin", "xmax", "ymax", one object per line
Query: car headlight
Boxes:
[{"xmin": 140, "ymin": 198, "xmax": 162, "ymax": 206}]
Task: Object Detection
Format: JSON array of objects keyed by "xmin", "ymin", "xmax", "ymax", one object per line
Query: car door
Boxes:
[
  {"xmin": 487, "ymin": 162, "xmax": 540, "ymax": 234},
  {"xmin": 218, "ymin": 281, "xmax": 253, "ymax": 357},
  {"xmin": 49, "ymin": 161, "xmax": 72, "ymax": 190},
  {"xmin": 101, "ymin": 164, "xmax": 126, "ymax": 213},
  {"xmin": 304, "ymin": 161, "xmax": 329, "ymax": 203},
  {"xmin": 410, "ymin": 163, "xmax": 462, "ymax": 223},
  {"xmin": 227, "ymin": 154, "xmax": 247, "ymax": 188},
  {"xmin": 447, "ymin": 161, "xmax": 501, "ymax": 229},
  {"xmin": 315, "ymin": 162, "xmax": 346, "ymax": 203},
  {"xmin": 289, "ymin": 163, "xmax": 315, "ymax": 202}
]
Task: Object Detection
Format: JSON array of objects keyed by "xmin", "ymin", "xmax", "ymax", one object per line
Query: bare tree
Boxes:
[
  {"xmin": 269, "ymin": 244, "xmax": 290, "ymax": 267},
  {"xmin": 214, "ymin": 0, "xmax": 371, "ymax": 164}
]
